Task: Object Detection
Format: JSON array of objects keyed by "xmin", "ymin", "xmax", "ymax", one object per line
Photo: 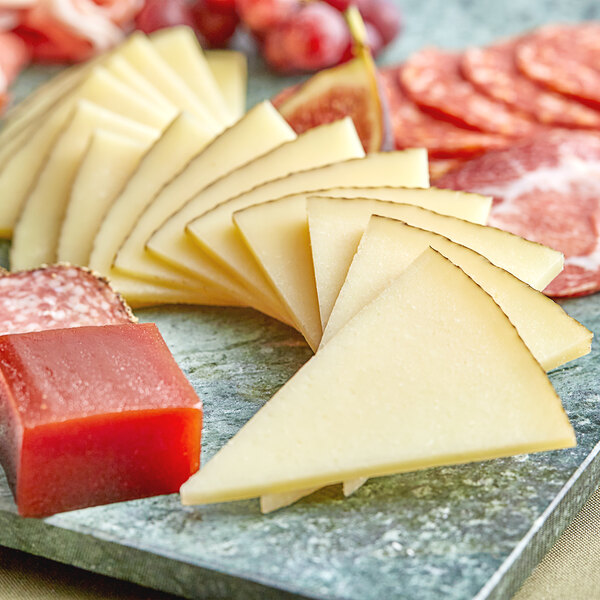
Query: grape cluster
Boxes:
[{"xmin": 135, "ymin": 0, "xmax": 402, "ymax": 73}]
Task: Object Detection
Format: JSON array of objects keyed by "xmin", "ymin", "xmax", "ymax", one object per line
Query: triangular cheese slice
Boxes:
[
  {"xmin": 180, "ymin": 249, "xmax": 575, "ymax": 506},
  {"xmin": 323, "ymin": 216, "xmax": 592, "ymax": 369},
  {"xmin": 308, "ymin": 197, "xmax": 564, "ymax": 330},
  {"xmin": 233, "ymin": 188, "xmax": 492, "ymax": 350}
]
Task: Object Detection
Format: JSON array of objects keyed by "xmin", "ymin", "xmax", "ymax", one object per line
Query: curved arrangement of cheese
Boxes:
[
  {"xmin": 180, "ymin": 249, "xmax": 576, "ymax": 506},
  {"xmin": 11, "ymin": 101, "xmax": 160, "ymax": 270},
  {"xmin": 110, "ymin": 103, "xmax": 295, "ymax": 306},
  {"xmin": 183, "ymin": 151, "xmax": 430, "ymax": 308},
  {"xmin": 0, "ymin": 27, "xmax": 244, "ymax": 240},
  {"xmin": 233, "ymin": 187, "xmax": 492, "ymax": 348},
  {"xmin": 1, "ymin": 29, "xmax": 591, "ymax": 516},
  {"xmin": 144, "ymin": 118, "xmax": 365, "ymax": 320}
]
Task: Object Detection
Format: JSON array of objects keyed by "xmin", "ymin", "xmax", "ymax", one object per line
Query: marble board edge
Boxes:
[{"xmin": 476, "ymin": 439, "xmax": 600, "ymax": 600}]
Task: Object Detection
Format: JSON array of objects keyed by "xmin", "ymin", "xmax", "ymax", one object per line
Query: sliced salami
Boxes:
[
  {"xmin": 380, "ymin": 67, "xmax": 510, "ymax": 158},
  {"xmin": 0, "ymin": 264, "xmax": 136, "ymax": 335},
  {"xmin": 516, "ymin": 24, "xmax": 600, "ymax": 109},
  {"xmin": 463, "ymin": 40, "xmax": 600, "ymax": 128},
  {"xmin": 435, "ymin": 131, "xmax": 600, "ymax": 298},
  {"xmin": 401, "ymin": 48, "xmax": 537, "ymax": 137}
]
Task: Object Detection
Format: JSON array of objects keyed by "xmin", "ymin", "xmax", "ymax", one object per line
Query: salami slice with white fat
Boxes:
[
  {"xmin": 436, "ymin": 131, "xmax": 600, "ymax": 298},
  {"xmin": 516, "ymin": 24, "xmax": 600, "ymax": 109},
  {"xmin": 0, "ymin": 264, "xmax": 136, "ymax": 335},
  {"xmin": 380, "ymin": 66, "xmax": 510, "ymax": 158},
  {"xmin": 463, "ymin": 40, "xmax": 600, "ymax": 128},
  {"xmin": 400, "ymin": 48, "xmax": 537, "ymax": 137}
]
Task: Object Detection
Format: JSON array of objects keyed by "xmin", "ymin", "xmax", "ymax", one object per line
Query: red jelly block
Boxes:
[{"xmin": 0, "ymin": 323, "xmax": 202, "ymax": 517}]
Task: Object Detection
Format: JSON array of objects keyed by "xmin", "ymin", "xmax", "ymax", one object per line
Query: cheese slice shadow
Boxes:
[
  {"xmin": 180, "ymin": 248, "xmax": 575, "ymax": 507},
  {"xmin": 308, "ymin": 196, "xmax": 565, "ymax": 332}
]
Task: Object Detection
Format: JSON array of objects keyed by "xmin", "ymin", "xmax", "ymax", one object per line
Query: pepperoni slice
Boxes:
[
  {"xmin": 463, "ymin": 40, "xmax": 600, "ymax": 129},
  {"xmin": 380, "ymin": 66, "xmax": 510, "ymax": 158},
  {"xmin": 516, "ymin": 24, "xmax": 600, "ymax": 109},
  {"xmin": 0, "ymin": 264, "xmax": 136, "ymax": 335},
  {"xmin": 401, "ymin": 48, "xmax": 537, "ymax": 137},
  {"xmin": 435, "ymin": 131, "xmax": 600, "ymax": 298}
]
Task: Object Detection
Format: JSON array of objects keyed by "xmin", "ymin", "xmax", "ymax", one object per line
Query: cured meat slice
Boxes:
[
  {"xmin": 0, "ymin": 264, "xmax": 135, "ymax": 335},
  {"xmin": 435, "ymin": 131, "xmax": 600, "ymax": 298},
  {"xmin": 463, "ymin": 40, "xmax": 600, "ymax": 128},
  {"xmin": 380, "ymin": 66, "xmax": 510, "ymax": 158},
  {"xmin": 516, "ymin": 24, "xmax": 600, "ymax": 109},
  {"xmin": 429, "ymin": 157, "xmax": 468, "ymax": 181},
  {"xmin": 401, "ymin": 48, "xmax": 537, "ymax": 136}
]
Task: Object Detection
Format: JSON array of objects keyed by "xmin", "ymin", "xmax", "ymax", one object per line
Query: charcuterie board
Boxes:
[
  {"xmin": 0, "ymin": 271, "xmax": 598, "ymax": 600},
  {"xmin": 2, "ymin": 1, "xmax": 600, "ymax": 598}
]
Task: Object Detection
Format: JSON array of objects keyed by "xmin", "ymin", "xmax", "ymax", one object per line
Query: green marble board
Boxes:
[{"xmin": 2, "ymin": 2, "xmax": 600, "ymax": 598}]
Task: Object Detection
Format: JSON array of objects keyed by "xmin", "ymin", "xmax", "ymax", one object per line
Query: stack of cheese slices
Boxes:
[{"xmin": 0, "ymin": 28, "xmax": 591, "ymax": 513}]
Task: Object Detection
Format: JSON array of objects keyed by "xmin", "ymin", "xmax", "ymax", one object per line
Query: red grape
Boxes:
[
  {"xmin": 192, "ymin": 0, "xmax": 240, "ymax": 47},
  {"xmin": 357, "ymin": 0, "xmax": 402, "ymax": 46},
  {"xmin": 323, "ymin": 0, "xmax": 352, "ymax": 10},
  {"xmin": 237, "ymin": 0, "xmax": 299, "ymax": 36},
  {"xmin": 134, "ymin": 0, "xmax": 194, "ymax": 34},
  {"xmin": 275, "ymin": 3, "xmax": 350, "ymax": 72}
]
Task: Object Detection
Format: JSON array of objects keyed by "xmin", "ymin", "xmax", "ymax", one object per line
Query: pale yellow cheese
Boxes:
[
  {"xmin": 118, "ymin": 33, "xmax": 220, "ymax": 132},
  {"xmin": 234, "ymin": 187, "xmax": 492, "ymax": 348},
  {"xmin": 180, "ymin": 249, "xmax": 575, "ymax": 506},
  {"xmin": 304, "ymin": 185, "xmax": 491, "ymax": 224},
  {"xmin": 103, "ymin": 54, "xmax": 174, "ymax": 112},
  {"xmin": 0, "ymin": 67, "xmax": 173, "ymax": 239},
  {"xmin": 308, "ymin": 197, "xmax": 565, "ymax": 331},
  {"xmin": 108, "ymin": 102, "xmax": 294, "ymax": 309},
  {"xmin": 109, "ymin": 272, "xmax": 238, "ymax": 309},
  {"xmin": 205, "ymin": 50, "xmax": 247, "ymax": 121},
  {"xmin": 58, "ymin": 130, "xmax": 149, "ymax": 265},
  {"xmin": 89, "ymin": 111, "xmax": 214, "ymax": 279},
  {"xmin": 184, "ymin": 151, "xmax": 429, "ymax": 315},
  {"xmin": 324, "ymin": 216, "xmax": 591, "ymax": 368},
  {"xmin": 0, "ymin": 62, "xmax": 90, "ymax": 158},
  {"xmin": 147, "ymin": 118, "xmax": 364, "ymax": 318},
  {"xmin": 11, "ymin": 101, "xmax": 160, "ymax": 270},
  {"xmin": 151, "ymin": 27, "xmax": 233, "ymax": 126}
]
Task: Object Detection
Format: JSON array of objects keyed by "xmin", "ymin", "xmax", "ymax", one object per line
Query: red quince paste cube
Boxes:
[{"xmin": 0, "ymin": 323, "xmax": 202, "ymax": 517}]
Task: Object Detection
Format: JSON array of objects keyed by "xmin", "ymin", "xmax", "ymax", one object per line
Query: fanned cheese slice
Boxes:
[
  {"xmin": 184, "ymin": 151, "xmax": 429, "ymax": 314},
  {"xmin": 233, "ymin": 188, "xmax": 491, "ymax": 349},
  {"xmin": 89, "ymin": 111, "xmax": 214, "ymax": 279},
  {"xmin": 11, "ymin": 101, "xmax": 160, "ymax": 270},
  {"xmin": 105, "ymin": 102, "xmax": 294, "ymax": 309},
  {"xmin": 323, "ymin": 216, "xmax": 592, "ymax": 370},
  {"xmin": 0, "ymin": 67, "xmax": 173, "ymax": 239},
  {"xmin": 180, "ymin": 249, "xmax": 575, "ymax": 506},
  {"xmin": 146, "ymin": 118, "xmax": 364, "ymax": 319},
  {"xmin": 308, "ymin": 197, "xmax": 564, "ymax": 330},
  {"xmin": 205, "ymin": 50, "xmax": 247, "ymax": 121},
  {"xmin": 103, "ymin": 54, "xmax": 174, "ymax": 112},
  {"xmin": 58, "ymin": 130, "xmax": 149, "ymax": 265},
  {"xmin": 117, "ymin": 32, "xmax": 220, "ymax": 131},
  {"xmin": 151, "ymin": 27, "xmax": 233, "ymax": 126}
]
